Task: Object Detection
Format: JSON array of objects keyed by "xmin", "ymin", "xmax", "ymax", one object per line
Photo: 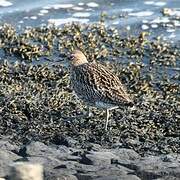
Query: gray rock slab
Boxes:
[
  {"xmin": 136, "ymin": 155, "xmax": 180, "ymax": 179},
  {"xmin": 111, "ymin": 148, "xmax": 140, "ymax": 160},
  {"xmin": 90, "ymin": 165, "xmax": 134, "ymax": 177},
  {"xmin": 45, "ymin": 169, "xmax": 77, "ymax": 180},
  {"xmin": 27, "ymin": 156, "xmax": 63, "ymax": 169},
  {"xmin": 0, "ymin": 150, "xmax": 21, "ymax": 177},
  {"xmin": 0, "ymin": 140, "xmax": 19, "ymax": 152},
  {"xmin": 74, "ymin": 162, "xmax": 136, "ymax": 179},
  {"xmin": 94, "ymin": 175, "xmax": 141, "ymax": 180},
  {"xmin": 81, "ymin": 151, "xmax": 119, "ymax": 165},
  {"xmin": 1, "ymin": 139, "xmax": 180, "ymax": 180},
  {"xmin": 26, "ymin": 141, "xmax": 70, "ymax": 160},
  {"xmin": 75, "ymin": 173, "xmax": 99, "ymax": 180}
]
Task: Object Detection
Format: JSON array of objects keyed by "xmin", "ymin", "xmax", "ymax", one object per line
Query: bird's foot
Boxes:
[
  {"xmin": 86, "ymin": 111, "xmax": 93, "ymax": 118},
  {"xmin": 85, "ymin": 106, "xmax": 93, "ymax": 118}
]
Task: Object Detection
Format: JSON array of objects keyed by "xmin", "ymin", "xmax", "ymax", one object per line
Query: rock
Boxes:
[
  {"xmin": 26, "ymin": 141, "xmax": 82, "ymax": 164},
  {"xmin": 155, "ymin": 177, "xmax": 180, "ymax": 180},
  {"xmin": 45, "ymin": 168, "xmax": 77, "ymax": 180},
  {"xmin": 111, "ymin": 142, "xmax": 123, "ymax": 148},
  {"xmin": 88, "ymin": 165, "xmax": 134, "ymax": 177},
  {"xmin": 75, "ymin": 164, "xmax": 139, "ymax": 180},
  {"xmin": 26, "ymin": 141, "xmax": 52, "ymax": 156},
  {"xmin": 46, "ymin": 174, "xmax": 78, "ymax": 180},
  {"xmin": 111, "ymin": 148, "xmax": 140, "ymax": 160},
  {"xmin": 25, "ymin": 141, "xmax": 70, "ymax": 159},
  {"xmin": 86, "ymin": 143, "xmax": 102, "ymax": 151},
  {"xmin": 27, "ymin": 156, "xmax": 63, "ymax": 170},
  {"xmin": 52, "ymin": 135, "xmax": 78, "ymax": 147},
  {"xmin": 0, "ymin": 150, "xmax": 21, "ymax": 177},
  {"xmin": 81, "ymin": 151, "xmax": 118, "ymax": 165},
  {"xmin": 161, "ymin": 153, "xmax": 180, "ymax": 162},
  {"xmin": 75, "ymin": 152, "xmax": 137, "ymax": 179},
  {"xmin": 74, "ymin": 163, "xmax": 103, "ymax": 173},
  {"xmin": 9, "ymin": 162, "xmax": 43, "ymax": 180},
  {"xmin": 0, "ymin": 139, "xmax": 19, "ymax": 152},
  {"xmin": 135, "ymin": 155, "xmax": 180, "ymax": 179},
  {"xmin": 110, "ymin": 152, "xmax": 180, "ymax": 179},
  {"xmin": 75, "ymin": 173, "xmax": 99, "ymax": 180},
  {"xmin": 57, "ymin": 145, "xmax": 72, "ymax": 153},
  {"xmin": 94, "ymin": 175, "xmax": 141, "ymax": 180},
  {"xmin": 110, "ymin": 149, "xmax": 140, "ymax": 170},
  {"xmin": 1, "ymin": 139, "xmax": 180, "ymax": 180},
  {"xmin": 28, "ymin": 156, "xmax": 78, "ymax": 179}
]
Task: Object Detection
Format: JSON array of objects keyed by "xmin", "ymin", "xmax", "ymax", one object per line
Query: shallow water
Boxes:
[{"xmin": 1, "ymin": 0, "xmax": 180, "ymax": 42}]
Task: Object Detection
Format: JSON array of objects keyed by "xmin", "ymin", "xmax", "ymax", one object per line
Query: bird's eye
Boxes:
[{"xmin": 70, "ymin": 55, "xmax": 75, "ymax": 60}]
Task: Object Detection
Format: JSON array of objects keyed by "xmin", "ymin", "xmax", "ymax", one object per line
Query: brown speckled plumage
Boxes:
[{"xmin": 69, "ymin": 50, "xmax": 133, "ymax": 130}]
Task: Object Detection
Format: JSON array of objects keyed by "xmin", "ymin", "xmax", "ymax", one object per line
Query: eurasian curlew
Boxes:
[{"xmin": 69, "ymin": 50, "xmax": 133, "ymax": 131}]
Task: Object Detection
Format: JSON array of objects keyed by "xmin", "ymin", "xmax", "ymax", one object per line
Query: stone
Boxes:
[
  {"xmin": 0, "ymin": 139, "xmax": 19, "ymax": 152},
  {"xmin": 94, "ymin": 175, "xmax": 141, "ymax": 180},
  {"xmin": 135, "ymin": 155, "xmax": 180, "ymax": 179},
  {"xmin": 52, "ymin": 135, "xmax": 78, "ymax": 147},
  {"xmin": 155, "ymin": 177, "xmax": 180, "ymax": 180},
  {"xmin": 161, "ymin": 153, "xmax": 180, "ymax": 162},
  {"xmin": 87, "ymin": 143, "xmax": 102, "ymax": 151},
  {"xmin": 74, "ymin": 163, "xmax": 102, "ymax": 173},
  {"xmin": 0, "ymin": 150, "xmax": 21, "ymax": 177},
  {"xmin": 25, "ymin": 141, "xmax": 70, "ymax": 160},
  {"xmin": 110, "ymin": 149, "xmax": 141, "ymax": 170},
  {"xmin": 75, "ymin": 165, "xmax": 140, "ymax": 180},
  {"xmin": 1, "ymin": 139, "xmax": 180, "ymax": 180},
  {"xmin": 45, "ymin": 169, "xmax": 77, "ymax": 180},
  {"xmin": 9, "ymin": 162, "xmax": 43, "ymax": 180},
  {"xmin": 75, "ymin": 173, "xmax": 99, "ymax": 180},
  {"xmin": 28, "ymin": 156, "xmax": 78, "ymax": 179},
  {"xmin": 27, "ymin": 156, "xmax": 63, "ymax": 170},
  {"xmin": 55, "ymin": 175, "xmax": 78, "ymax": 180},
  {"xmin": 111, "ymin": 148, "xmax": 140, "ymax": 161},
  {"xmin": 81, "ymin": 151, "xmax": 118, "ymax": 165}
]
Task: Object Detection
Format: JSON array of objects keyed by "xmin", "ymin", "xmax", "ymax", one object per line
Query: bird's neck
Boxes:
[{"xmin": 72, "ymin": 59, "xmax": 88, "ymax": 66}]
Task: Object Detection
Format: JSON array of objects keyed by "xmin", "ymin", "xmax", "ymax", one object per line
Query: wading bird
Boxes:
[{"xmin": 69, "ymin": 50, "xmax": 133, "ymax": 131}]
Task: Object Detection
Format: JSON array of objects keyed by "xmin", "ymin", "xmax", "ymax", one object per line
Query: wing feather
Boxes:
[{"xmin": 71, "ymin": 62, "xmax": 132, "ymax": 106}]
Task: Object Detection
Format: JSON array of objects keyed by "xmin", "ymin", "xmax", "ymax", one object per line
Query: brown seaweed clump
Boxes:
[{"xmin": 0, "ymin": 23, "xmax": 179, "ymax": 155}]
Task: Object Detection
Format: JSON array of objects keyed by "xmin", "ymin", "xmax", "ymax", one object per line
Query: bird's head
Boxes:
[{"xmin": 69, "ymin": 50, "xmax": 88, "ymax": 66}]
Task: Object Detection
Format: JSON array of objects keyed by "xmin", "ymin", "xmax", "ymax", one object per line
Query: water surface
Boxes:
[{"xmin": 1, "ymin": 0, "xmax": 180, "ymax": 41}]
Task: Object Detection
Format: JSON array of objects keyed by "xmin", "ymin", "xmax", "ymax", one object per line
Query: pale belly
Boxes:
[
  {"xmin": 74, "ymin": 93, "xmax": 119, "ymax": 109},
  {"xmin": 95, "ymin": 101, "xmax": 119, "ymax": 110}
]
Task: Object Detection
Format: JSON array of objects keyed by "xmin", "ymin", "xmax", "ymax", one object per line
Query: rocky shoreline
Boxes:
[
  {"xmin": 0, "ymin": 138, "xmax": 180, "ymax": 180},
  {"xmin": 0, "ymin": 23, "xmax": 179, "ymax": 179}
]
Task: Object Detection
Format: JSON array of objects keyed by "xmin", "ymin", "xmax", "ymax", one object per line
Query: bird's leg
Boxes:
[
  {"xmin": 105, "ymin": 109, "xmax": 110, "ymax": 131},
  {"xmin": 86, "ymin": 106, "xmax": 93, "ymax": 117},
  {"xmin": 105, "ymin": 106, "xmax": 118, "ymax": 131}
]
